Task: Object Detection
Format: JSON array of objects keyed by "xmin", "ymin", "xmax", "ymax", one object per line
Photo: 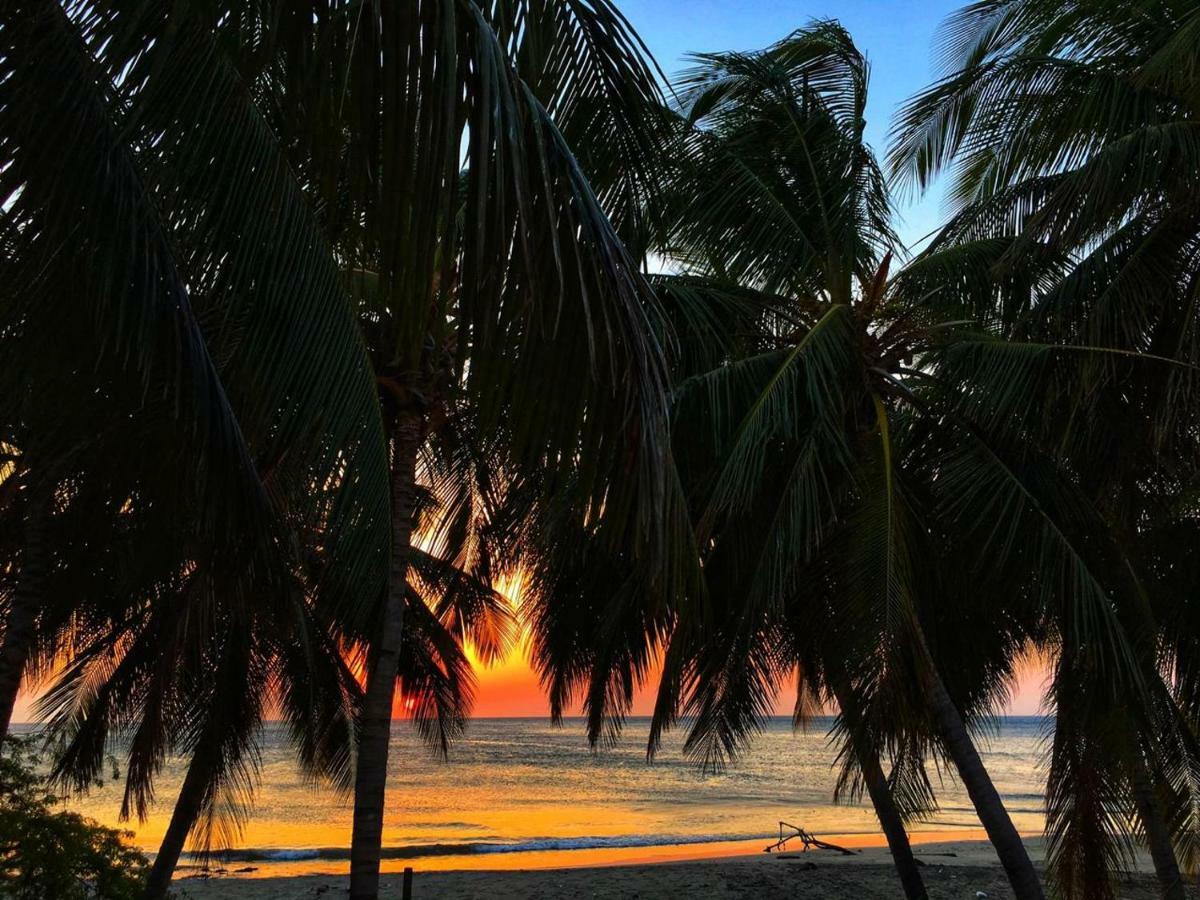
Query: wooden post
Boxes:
[{"xmin": 402, "ymin": 866, "xmax": 413, "ymax": 900}]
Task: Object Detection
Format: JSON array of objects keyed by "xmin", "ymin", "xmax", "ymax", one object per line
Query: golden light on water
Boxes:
[{"xmin": 14, "ymin": 559, "xmax": 1053, "ymax": 876}]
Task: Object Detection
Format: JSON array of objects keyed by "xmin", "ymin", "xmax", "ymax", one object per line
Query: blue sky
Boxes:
[{"xmin": 618, "ymin": 0, "xmax": 962, "ymax": 250}]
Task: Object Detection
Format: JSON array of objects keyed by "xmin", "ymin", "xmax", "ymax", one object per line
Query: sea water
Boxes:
[{"xmin": 31, "ymin": 716, "xmax": 1048, "ymax": 875}]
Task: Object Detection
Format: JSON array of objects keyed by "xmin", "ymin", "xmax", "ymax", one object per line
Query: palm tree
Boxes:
[
  {"xmin": 531, "ymin": 23, "xmax": 1192, "ymax": 900},
  {"xmin": 4, "ymin": 3, "xmax": 679, "ymax": 898},
  {"xmin": 30, "ymin": 388, "xmax": 513, "ymax": 900},
  {"xmin": 43, "ymin": 455, "xmax": 513, "ymax": 898},
  {"xmin": 227, "ymin": 5, "xmax": 679, "ymax": 894},
  {"xmin": 890, "ymin": 3, "xmax": 1200, "ymax": 895},
  {"xmin": 2, "ymin": 11, "xmax": 394, "ymax": 897},
  {"xmin": 0, "ymin": 0, "xmax": 391, "ymax": 728},
  {"xmin": 652, "ymin": 26, "xmax": 1057, "ymax": 899},
  {"xmin": 0, "ymin": 5, "xmax": 392, "ymax": 893},
  {"xmin": 5, "ymin": 1, "xmax": 681, "ymax": 898}
]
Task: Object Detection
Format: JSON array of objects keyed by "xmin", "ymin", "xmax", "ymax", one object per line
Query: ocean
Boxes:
[{"xmin": 35, "ymin": 716, "xmax": 1049, "ymax": 876}]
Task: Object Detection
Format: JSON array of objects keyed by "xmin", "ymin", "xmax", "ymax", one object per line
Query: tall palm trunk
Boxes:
[
  {"xmin": 922, "ymin": 664, "xmax": 1046, "ymax": 900},
  {"xmin": 1130, "ymin": 749, "xmax": 1185, "ymax": 900},
  {"xmin": 0, "ymin": 498, "xmax": 46, "ymax": 740},
  {"xmin": 349, "ymin": 407, "xmax": 424, "ymax": 900},
  {"xmin": 142, "ymin": 727, "xmax": 221, "ymax": 900},
  {"xmin": 857, "ymin": 745, "xmax": 928, "ymax": 900},
  {"xmin": 830, "ymin": 681, "xmax": 928, "ymax": 900}
]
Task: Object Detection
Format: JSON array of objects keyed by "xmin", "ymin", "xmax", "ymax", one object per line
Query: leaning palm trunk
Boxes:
[
  {"xmin": 142, "ymin": 726, "xmax": 221, "ymax": 899},
  {"xmin": 349, "ymin": 407, "xmax": 424, "ymax": 899},
  {"xmin": 1130, "ymin": 750, "xmax": 1185, "ymax": 900},
  {"xmin": 829, "ymin": 680, "xmax": 928, "ymax": 900},
  {"xmin": 922, "ymin": 664, "xmax": 1045, "ymax": 900},
  {"xmin": 856, "ymin": 744, "xmax": 928, "ymax": 900},
  {"xmin": 0, "ymin": 499, "xmax": 45, "ymax": 740}
]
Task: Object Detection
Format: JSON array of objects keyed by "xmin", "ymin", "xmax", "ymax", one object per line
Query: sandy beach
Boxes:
[{"xmin": 169, "ymin": 838, "xmax": 1167, "ymax": 899}]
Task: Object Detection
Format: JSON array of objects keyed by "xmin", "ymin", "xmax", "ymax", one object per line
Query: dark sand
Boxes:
[{"xmin": 172, "ymin": 839, "xmax": 1172, "ymax": 898}]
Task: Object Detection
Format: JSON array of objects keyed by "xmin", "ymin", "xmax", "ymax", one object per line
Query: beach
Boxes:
[
  {"xmin": 48, "ymin": 717, "xmax": 1051, "ymax": 878},
  {"xmin": 170, "ymin": 838, "xmax": 1166, "ymax": 898},
  {"xmin": 34, "ymin": 717, "xmax": 1078, "ymax": 894}
]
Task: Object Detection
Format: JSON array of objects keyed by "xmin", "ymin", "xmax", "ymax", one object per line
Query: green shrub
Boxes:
[{"xmin": 0, "ymin": 737, "xmax": 148, "ymax": 899}]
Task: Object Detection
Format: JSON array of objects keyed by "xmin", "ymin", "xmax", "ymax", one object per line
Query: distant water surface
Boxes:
[{"xmin": 32, "ymin": 716, "xmax": 1049, "ymax": 876}]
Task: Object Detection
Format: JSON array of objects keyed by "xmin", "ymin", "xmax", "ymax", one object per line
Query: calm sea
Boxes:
[{"xmin": 29, "ymin": 717, "xmax": 1049, "ymax": 876}]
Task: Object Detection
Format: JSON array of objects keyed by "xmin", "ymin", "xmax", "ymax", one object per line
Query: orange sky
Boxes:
[
  {"xmin": 459, "ymin": 570, "xmax": 1050, "ymax": 718},
  {"xmin": 13, "ymin": 638, "xmax": 1049, "ymax": 725},
  {"xmin": 13, "ymin": 584, "xmax": 1050, "ymax": 725},
  {"xmin": 462, "ymin": 638, "xmax": 1051, "ymax": 719}
]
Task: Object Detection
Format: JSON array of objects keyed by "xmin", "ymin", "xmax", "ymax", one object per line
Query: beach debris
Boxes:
[
  {"xmin": 975, "ymin": 892, "xmax": 988, "ymax": 898},
  {"xmin": 762, "ymin": 822, "xmax": 857, "ymax": 855}
]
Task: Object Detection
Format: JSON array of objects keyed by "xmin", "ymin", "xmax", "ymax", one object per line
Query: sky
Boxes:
[
  {"xmin": 467, "ymin": 614, "xmax": 1050, "ymax": 720},
  {"xmin": 13, "ymin": 1, "xmax": 1050, "ymax": 727},
  {"xmin": 618, "ymin": 0, "xmax": 962, "ymax": 249},
  {"xmin": 464, "ymin": 0, "xmax": 1051, "ymax": 720}
]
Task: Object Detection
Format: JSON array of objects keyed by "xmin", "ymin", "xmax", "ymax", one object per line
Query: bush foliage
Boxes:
[{"xmin": 0, "ymin": 737, "xmax": 147, "ymax": 899}]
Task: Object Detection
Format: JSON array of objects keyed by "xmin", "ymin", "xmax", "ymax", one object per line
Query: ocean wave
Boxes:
[{"xmin": 192, "ymin": 832, "xmax": 771, "ymax": 864}]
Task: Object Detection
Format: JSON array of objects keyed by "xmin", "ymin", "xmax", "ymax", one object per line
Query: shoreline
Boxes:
[
  {"xmin": 174, "ymin": 829, "xmax": 1001, "ymax": 879},
  {"xmin": 171, "ymin": 837, "xmax": 1166, "ymax": 899}
]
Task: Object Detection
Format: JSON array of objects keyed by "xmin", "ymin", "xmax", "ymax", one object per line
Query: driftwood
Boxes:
[{"xmin": 763, "ymin": 822, "xmax": 857, "ymax": 856}]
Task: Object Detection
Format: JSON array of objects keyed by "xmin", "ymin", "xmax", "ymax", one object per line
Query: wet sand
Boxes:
[{"xmin": 171, "ymin": 837, "xmax": 1169, "ymax": 898}]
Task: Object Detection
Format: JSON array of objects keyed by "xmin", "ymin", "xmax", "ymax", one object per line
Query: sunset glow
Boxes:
[
  {"xmin": 459, "ymin": 630, "xmax": 1050, "ymax": 720},
  {"xmin": 15, "ymin": 619, "xmax": 1050, "ymax": 726}
]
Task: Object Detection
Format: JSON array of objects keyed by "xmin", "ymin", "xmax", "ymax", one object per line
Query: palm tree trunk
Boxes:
[
  {"xmin": 830, "ymin": 682, "xmax": 928, "ymax": 900},
  {"xmin": 855, "ymin": 737, "xmax": 928, "ymax": 898},
  {"xmin": 142, "ymin": 729, "xmax": 221, "ymax": 900},
  {"xmin": 349, "ymin": 407, "xmax": 424, "ymax": 900},
  {"xmin": 0, "ymin": 500, "xmax": 46, "ymax": 740},
  {"xmin": 1130, "ymin": 749, "xmax": 1185, "ymax": 900},
  {"xmin": 922, "ymin": 664, "xmax": 1045, "ymax": 900}
]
